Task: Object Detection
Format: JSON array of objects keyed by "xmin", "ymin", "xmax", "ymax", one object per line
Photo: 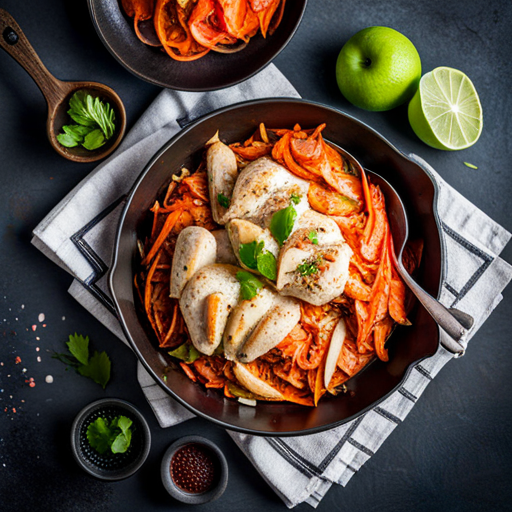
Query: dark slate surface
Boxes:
[{"xmin": 0, "ymin": 0, "xmax": 511, "ymax": 510}]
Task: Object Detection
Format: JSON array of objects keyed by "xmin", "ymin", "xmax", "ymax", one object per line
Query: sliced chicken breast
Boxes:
[
  {"xmin": 206, "ymin": 141, "xmax": 239, "ymax": 224},
  {"xmin": 211, "ymin": 229, "xmax": 238, "ymax": 265},
  {"xmin": 170, "ymin": 226, "xmax": 217, "ymax": 299},
  {"xmin": 226, "ymin": 157, "xmax": 310, "ymax": 229},
  {"xmin": 276, "ymin": 210, "xmax": 353, "ymax": 306},
  {"xmin": 223, "ymin": 287, "xmax": 277, "ymax": 361},
  {"xmin": 237, "ymin": 295, "xmax": 301, "ymax": 363},
  {"xmin": 179, "ymin": 264, "xmax": 240, "ymax": 355},
  {"xmin": 227, "ymin": 219, "xmax": 279, "ymax": 270},
  {"xmin": 233, "ymin": 362, "xmax": 283, "ymax": 399}
]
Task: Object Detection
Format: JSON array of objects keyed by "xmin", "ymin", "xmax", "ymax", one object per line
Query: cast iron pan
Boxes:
[
  {"xmin": 110, "ymin": 98, "xmax": 443, "ymax": 436},
  {"xmin": 87, "ymin": 0, "xmax": 307, "ymax": 91}
]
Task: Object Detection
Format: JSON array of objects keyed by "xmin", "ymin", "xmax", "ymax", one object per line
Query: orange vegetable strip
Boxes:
[
  {"xmin": 142, "ymin": 209, "xmax": 182, "ymax": 265},
  {"xmin": 144, "ymin": 251, "xmax": 161, "ymax": 338},
  {"xmin": 160, "ymin": 302, "xmax": 179, "ymax": 347}
]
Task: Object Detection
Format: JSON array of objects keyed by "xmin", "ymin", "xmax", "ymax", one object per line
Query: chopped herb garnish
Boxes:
[
  {"xmin": 217, "ymin": 193, "xmax": 230, "ymax": 208},
  {"xmin": 290, "ymin": 192, "xmax": 301, "ymax": 205},
  {"xmin": 168, "ymin": 342, "xmax": 200, "ymax": 363},
  {"xmin": 463, "ymin": 162, "xmax": 478, "ymax": 170},
  {"xmin": 308, "ymin": 230, "xmax": 319, "ymax": 245},
  {"xmin": 296, "ymin": 258, "xmax": 320, "ymax": 276},
  {"xmin": 52, "ymin": 333, "xmax": 111, "ymax": 388},
  {"xmin": 86, "ymin": 415, "xmax": 133, "ymax": 455},
  {"xmin": 270, "ymin": 205, "xmax": 297, "ymax": 246},
  {"xmin": 57, "ymin": 90, "xmax": 116, "ymax": 151},
  {"xmin": 236, "ymin": 271, "xmax": 264, "ymax": 300}
]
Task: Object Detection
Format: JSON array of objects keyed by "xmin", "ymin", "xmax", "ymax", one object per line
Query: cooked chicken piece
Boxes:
[
  {"xmin": 276, "ymin": 210, "xmax": 353, "ymax": 306},
  {"xmin": 223, "ymin": 287, "xmax": 277, "ymax": 361},
  {"xmin": 227, "ymin": 219, "xmax": 279, "ymax": 270},
  {"xmin": 170, "ymin": 226, "xmax": 217, "ymax": 299},
  {"xmin": 233, "ymin": 362, "xmax": 283, "ymax": 399},
  {"xmin": 237, "ymin": 295, "xmax": 301, "ymax": 363},
  {"xmin": 226, "ymin": 157, "xmax": 310, "ymax": 229},
  {"xmin": 211, "ymin": 229, "xmax": 238, "ymax": 265},
  {"xmin": 179, "ymin": 264, "xmax": 240, "ymax": 355},
  {"xmin": 206, "ymin": 141, "xmax": 239, "ymax": 224}
]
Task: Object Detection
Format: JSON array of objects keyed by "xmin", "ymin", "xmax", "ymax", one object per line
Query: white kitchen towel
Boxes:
[{"xmin": 31, "ymin": 64, "xmax": 512, "ymax": 508}]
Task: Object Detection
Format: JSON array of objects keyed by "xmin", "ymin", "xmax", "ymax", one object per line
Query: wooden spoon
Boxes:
[{"xmin": 0, "ymin": 8, "xmax": 126, "ymax": 163}]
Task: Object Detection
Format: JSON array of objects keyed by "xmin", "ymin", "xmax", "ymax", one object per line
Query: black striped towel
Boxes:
[{"xmin": 31, "ymin": 64, "xmax": 512, "ymax": 508}]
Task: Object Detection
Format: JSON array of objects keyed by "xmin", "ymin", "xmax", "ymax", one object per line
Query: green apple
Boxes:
[{"xmin": 336, "ymin": 27, "xmax": 421, "ymax": 112}]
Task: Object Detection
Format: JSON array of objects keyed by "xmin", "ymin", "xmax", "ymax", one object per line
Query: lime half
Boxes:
[{"xmin": 408, "ymin": 67, "xmax": 483, "ymax": 150}]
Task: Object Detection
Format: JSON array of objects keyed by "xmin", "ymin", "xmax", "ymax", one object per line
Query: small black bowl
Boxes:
[
  {"xmin": 71, "ymin": 398, "xmax": 151, "ymax": 481},
  {"xmin": 87, "ymin": 0, "xmax": 307, "ymax": 91},
  {"xmin": 161, "ymin": 436, "xmax": 228, "ymax": 504}
]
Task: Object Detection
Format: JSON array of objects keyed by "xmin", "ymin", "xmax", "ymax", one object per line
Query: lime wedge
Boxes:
[{"xmin": 408, "ymin": 67, "xmax": 483, "ymax": 150}]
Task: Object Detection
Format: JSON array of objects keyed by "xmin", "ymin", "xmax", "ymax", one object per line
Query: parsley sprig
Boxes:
[
  {"xmin": 87, "ymin": 415, "xmax": 133, "ymax": 454},
  {"xmin": 57, "ymin": 91, "xmax": 116, "ymax": 151},
  {"xmin": 52, "ymin": 333, "xmax": 111, "ymax": 389}
]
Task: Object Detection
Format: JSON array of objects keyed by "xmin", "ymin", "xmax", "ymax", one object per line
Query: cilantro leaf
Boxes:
[
  {"xmin": 83, "ymin": 128, "xmax": 105, "ymax": 151},
  {"xmin": 66, "ymin": 333, "xmax": 89, "ymax": 366},
  {"xmin": 217, "ymin": 193, "xmax": 230, "ymax": 208},
  {"xmin": 239, "ymin": 240, "xmax": 264, "ymax": 270},
  {"xmin": 87, "ymin": 417, "xmax": 114, "ymax": 454},
  {"xmin": 77, "ymin": 350, "xmax": 111, "ymax": 389},
  {"xmin": 256, "ymin": 251, "xmax": 277, "ymax": 280},
  {"xmin": 236, "ymin": 271, "xmax": 264, "ymax": 300},
  {"xmin": 87, "ymin": 415, "xmax": 133, "ymax": 455},
  {"xmin": 270, "ymin": 205, "xmax": 297, "ymax": 246},
  {"xmin": 111, "ymin": 416, "xmax": 133, "ymax": 454},
  {"xmin": 308, "ymin": 230, "xmax": 319, "ymax": 245}
]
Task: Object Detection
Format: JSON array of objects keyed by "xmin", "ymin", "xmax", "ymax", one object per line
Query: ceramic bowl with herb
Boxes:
[
  {"xmin": 71, "ymin": 398, "xmax": 151, "ymax": 481},
  {"xmin": 161, "ymin": 436, "xmax": 228, "ymax": 504}
]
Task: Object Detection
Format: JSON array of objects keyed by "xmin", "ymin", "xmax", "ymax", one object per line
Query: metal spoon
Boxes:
[
  {"xmin": 0, "ymin": 8, "xmax": 126, "ymax": 163},
  {"xmin": 336, "ymin": 145, "xmax": 474, "ymax": 357}
]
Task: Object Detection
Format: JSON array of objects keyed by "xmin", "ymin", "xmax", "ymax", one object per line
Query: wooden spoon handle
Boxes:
[{"xmin": 0, "ymin": 8, "xmax": 68, "ymax": 109}]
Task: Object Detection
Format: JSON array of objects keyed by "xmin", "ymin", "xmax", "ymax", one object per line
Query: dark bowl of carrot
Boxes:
[
  {"xmin": 109, "ymin": 98, "xmax": 443, "ymax": 436},
  {"xmin": 87, "ymin": 0, "xmax": 307, "ymax": 91},
  {"xmin": 161, "ymin": 436, "xmax": 228, "ymax": 504}
]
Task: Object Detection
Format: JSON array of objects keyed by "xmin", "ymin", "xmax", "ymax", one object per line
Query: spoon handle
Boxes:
[
  {"xmin": 0, "ymin": 8, "xmax": 66, "ymax": 109},
  {"xmin": 397, "ymin": 262, "xmax": 474, "ymax": 356}
]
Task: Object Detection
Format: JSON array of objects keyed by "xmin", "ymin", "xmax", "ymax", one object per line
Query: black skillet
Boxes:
[{"xmin": 110, "ymin": 98, "xmax": 448, "ymax": 436}]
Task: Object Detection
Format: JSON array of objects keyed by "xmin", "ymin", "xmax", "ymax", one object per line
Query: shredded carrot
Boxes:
[{"xmin": 143, "ymin": 208, "xmax": 182, "ymax": 265}]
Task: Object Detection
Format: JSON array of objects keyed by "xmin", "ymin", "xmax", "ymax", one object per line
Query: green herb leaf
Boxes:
[
  {"xmin": 297, "ymin": 259, "xmax": 320, "ymax": 276},
  {"xmin": 236, "ymin": 271, "xmax": 264, "ymax": 300},
  {"xmin": 111, "ymin": 416, "xmax": 133, "ymax": 454},
  {"xmin": 83, "ymin": 128, "xmax": 105, "ymax": 151},
  {"xmin": 308, "ymin": 230, "xmax": 319, "ymax": 245},
  {"xmin": 256, "ymin": 251, "xmax": 277, "ymax": 280},
  {"xmin": 270, "ymin": 205, "xmax": 297, "ymax": 246},
  {"xmin": 56, "ymin": 133, "xmax": 79, "ymax": 148},
  {"xmin": 239, "ymin": 240, "xmax": 264, "ymax": 270},
  {"xmin": 464, "ymin": 162, "xmax": 478, "ymax": 170},
  {"xmin": 168, "ymin": 342, "xmax": 201, "ymax": 363},
  {"xmin": 290, "ymin": 193, "xmax": 301, "ymax": 205},
  {"xmin": 63, "ymin": 124, "xmax": 93, "ymax": 142},
  {"xmin": 87, "ymin": 417, "xmax": 114, "ymax": 454},
  {"xmin": 66, "ymin": 333, "xmax": 89, "ymax": 366},
  {"xmin": 77, "ymin": 350, "xmax": 111, "ymax": 389},
  {"xmin": 87, "ymin": 415, "xmax": 133, "ymax": 455},
  {"xmin": 217, "ymin": 193, "xmax": 230, "ymax": 208}
]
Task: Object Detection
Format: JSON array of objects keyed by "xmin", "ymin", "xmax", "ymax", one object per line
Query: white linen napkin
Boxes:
[{"xmin": 31, "ymin": 64, "xmax": 512, "ymax": 508}]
